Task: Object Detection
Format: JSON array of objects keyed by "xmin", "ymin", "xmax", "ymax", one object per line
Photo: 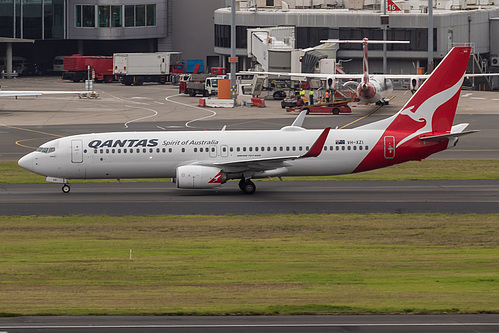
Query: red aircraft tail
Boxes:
[{"xmin": 389, "ymin": 47, "xmax": 471, "ymax": 138}]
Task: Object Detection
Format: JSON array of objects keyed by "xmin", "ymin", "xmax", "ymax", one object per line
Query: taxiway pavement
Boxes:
[{"xmin": 1, "ymin": 314, "xmax": 499, "ymax": 333}]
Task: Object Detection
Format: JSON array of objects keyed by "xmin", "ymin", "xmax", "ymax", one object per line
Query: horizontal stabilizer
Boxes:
[{"xmin": 420, "ymin": 130, "xmax": 479, "ymax": 141}]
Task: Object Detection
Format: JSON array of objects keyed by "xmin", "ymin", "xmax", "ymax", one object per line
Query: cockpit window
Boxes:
[{"xmin": 36, "ymin": 147, "xmax": 56, "ymax": 153}]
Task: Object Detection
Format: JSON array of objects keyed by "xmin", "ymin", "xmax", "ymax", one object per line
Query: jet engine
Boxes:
[
  {"xmin": 410, "ymin": 76, "xmax": 420, "ymax": 94},
  {"xmin": 176, "ymin": 165, "xmax": 227, "ymax": 189}
]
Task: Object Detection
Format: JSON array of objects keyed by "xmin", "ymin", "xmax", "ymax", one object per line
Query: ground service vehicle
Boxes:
[
  {"xmin": 62, "ymin": 55, "xmax": 114, "ymax": 83},
  {"xmin": 185, "ymin": 77, "xmax": 219, "ymax": 96},
  {"xmin": 113, "ymin": 52, "xmax": 182, "ymax": 85},
  {"xmin": 287, "ymin": 100, "xmax": 352, "ymax": 115}
]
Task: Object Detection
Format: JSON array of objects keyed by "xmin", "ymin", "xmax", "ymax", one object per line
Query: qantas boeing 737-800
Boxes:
[{"xmin": 18, "ymin": 47, "xmax": 477, "ymax": 194}]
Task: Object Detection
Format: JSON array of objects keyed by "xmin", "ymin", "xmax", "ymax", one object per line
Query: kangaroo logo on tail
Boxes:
[{"xmin": 397, "ymin": 77, "xmax": 465, "ymax": 147}]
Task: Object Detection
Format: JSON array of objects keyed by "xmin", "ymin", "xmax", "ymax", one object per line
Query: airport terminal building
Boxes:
[
  {"xmin": 1, "ymin": 0, "xmax": 499, "ymax": 81},
  {"xmin": 0, "ymin": 0, "xmax": 228, "ymax": 73},
  {"xmin": 214, "ymin": 0, "xmax": 499, "ymax": 78}
]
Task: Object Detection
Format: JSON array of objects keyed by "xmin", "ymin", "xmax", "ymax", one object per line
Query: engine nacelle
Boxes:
[
  {"xmin": 176, "ymin": 165, "xmax": 227, "ymax": 189},
  {"xmin": 410, "ymin": 76, "xmax": 420, "ymax": 94},
  {"xmin": 326, "ymin": 77, "xmax": 336, "ymax": 90}
]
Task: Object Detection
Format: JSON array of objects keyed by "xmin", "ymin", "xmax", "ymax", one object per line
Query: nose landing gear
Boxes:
[{"xmin": 62, "ymin": 184, "xmax": 71, "ymax": 193}]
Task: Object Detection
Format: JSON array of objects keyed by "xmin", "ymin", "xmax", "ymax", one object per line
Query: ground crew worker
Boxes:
[
  {"xmin": 309, "ymin": 90, "xmax": 314, "ymax": 105},
  {"xmin": 325, "ymin": 91, "xmax": 330, "ymax": 103}
]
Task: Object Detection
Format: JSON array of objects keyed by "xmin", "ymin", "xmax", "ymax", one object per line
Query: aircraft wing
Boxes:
[
  {"xmin": 0, "ymin": 90, "xmax": 89, "ymax": 97},
  {"xmin": 239, "ymin": 71, "xmax": 364, "ymax": 80},
  {"xmin": 209, "ymin": 127, "xmax": 330, "ymax": 173}
]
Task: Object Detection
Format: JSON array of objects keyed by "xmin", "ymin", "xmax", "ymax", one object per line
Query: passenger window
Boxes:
[
  {"xmin": 117, "ymin": 149, "xmax": 121, "ymax": 153},
  {"xmin": 249, "ymin": 147, "xmax": 252, "ymax": 152},
  {"xmin": 353, "ymin": 146, "xmax": 357, "ymax": 150},
  {"xmin": 359, "ymin": 146, "xmax": 363, "ymax": 150},
  {"xmin": 182, "ymin": 148, "xmax": 185, "ymax": 153},
  {"xmin": 286, "ymin": 147, "xmax": 290, "ymax": 151},
  {"xmin": 336, "ymin": 146, "xmax": 339, "ymax": 151},
  {"xmin": 211, "ymin": 147, "xmax": 215, "ymax": 152},
  {"xmin": 124, "ymin": 149, "xmax": 127, "ymax": 153},
  {"xmin": 169, "ymin": 148, "xmax": 172, "ymax": 153},
  {"xmin": 162, "ymin": 148, "xmax": 166, "ymax": 153},
  {"xmin": 112, "ymin": 149, "xmax": 115, "ymax": 154},
  {"xmin": 194, "ymin": 148, "xmax": 197, "ymax": 152},
  {"xmin": 280, "ymin": 147, "xmax": 283, "ymax": 151},
  {"xmin": 243, "ymin": 147, "xmax": 246, "ymax": 152},
  {"xmin": 255, "ymin": 147, "xmax": 258, "ymax": 152},
  {"xmin": 365, "ymin": 145, "xmax": 369, "ymax": 150},
  {"xmin": 292, "ymin": 147, "xmax": 296, "ymax": 151},
  {"xmin": 106, "ymin": 149, "xmax": 109, "ymax": 154},
  {"xmin": 342, "ymin": 146, "xmax": 345, "ymax": 151},
  {"xmin": 94, "ymin": 149, "xmax": 98, "ymax": 154}
]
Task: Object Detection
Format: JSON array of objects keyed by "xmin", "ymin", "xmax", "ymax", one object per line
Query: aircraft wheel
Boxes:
[
  {"xmin": 62, "ymin": 184, "xmax": 71, "ymax": 194},
  {"xmin": 239, "ymin": 180, "xmax": 256, "ymax": 194}
]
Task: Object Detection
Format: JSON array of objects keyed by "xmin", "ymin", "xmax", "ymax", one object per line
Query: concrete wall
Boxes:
[{"xmin": 170, "ymin": 0, "xmax": 227, "ymax": 65}]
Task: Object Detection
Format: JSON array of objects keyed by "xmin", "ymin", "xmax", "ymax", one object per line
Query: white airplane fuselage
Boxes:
[
  {"xmin": 18, "ymin": 126, "xmax": 452, "ymax": 181},
  {"xmin": 357, "ymin": 75, "xmax": 394, "ymax": 105}
]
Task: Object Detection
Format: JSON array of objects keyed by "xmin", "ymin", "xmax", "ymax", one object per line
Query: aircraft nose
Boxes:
[{"xmin": 18, "ymin": 153, "xmax": 34, "ymax": 172}]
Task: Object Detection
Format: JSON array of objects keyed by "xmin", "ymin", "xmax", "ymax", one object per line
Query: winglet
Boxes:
[
  {"xmin": 299, "ymin": 127, "xmax": 331, "ymax": 158},
  {"xmin": 291, "ymin": 110, "xmax": 307, "ymax": 128}
]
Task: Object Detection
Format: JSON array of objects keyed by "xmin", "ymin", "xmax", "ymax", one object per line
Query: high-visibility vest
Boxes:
[{"xmin": 325, "ymin": 92, "xmax": 329, "ymax": 98}]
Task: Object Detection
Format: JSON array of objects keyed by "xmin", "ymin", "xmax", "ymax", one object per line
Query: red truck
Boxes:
[{"xmin": 62, "ymin": 54, "xmax": 114, "ymax": 83}]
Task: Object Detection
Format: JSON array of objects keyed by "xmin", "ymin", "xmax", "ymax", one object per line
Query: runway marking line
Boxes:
[
  {"xmin": 0, "ymin": 122, "xmax": 63, "ymax": 149},
  {"xmin": 0, "ymin": 322, "xmax": 498, "ymax": 329},
  {"xmin": 339, "ymin": 96, "xmax": 394, "ymax": 129}
]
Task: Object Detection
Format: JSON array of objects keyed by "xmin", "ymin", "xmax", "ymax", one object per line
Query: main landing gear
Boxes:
[
  {"xmin": 239, "ymin": 178, "xmax": 256, "ymax": 194},
  {"xmin": 62, "ymin": 184, "xmax": 71, "ymax": 193}
]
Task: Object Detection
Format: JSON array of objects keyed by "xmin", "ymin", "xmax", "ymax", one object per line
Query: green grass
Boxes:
[
  {"xmin": 0, "ymin": 214, "xmax": 497, "ymax": 316},
  {"xmin": 2, "ymin": 160, "xmax": 499, "ymax": 183}
]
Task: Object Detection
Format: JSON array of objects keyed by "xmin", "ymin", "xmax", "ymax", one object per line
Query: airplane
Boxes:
[
  {"xmin": 240, "ymin": 38, "xmax": 412, "ymax": 106},
  {"xmin": 18, "ymin": 46, "xmax": 478, "ymax": 194}
]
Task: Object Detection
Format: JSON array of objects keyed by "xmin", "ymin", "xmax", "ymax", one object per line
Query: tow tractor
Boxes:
[{"xmin": 286, "ymin": 99, "xmax": 352, "ymax": 115}]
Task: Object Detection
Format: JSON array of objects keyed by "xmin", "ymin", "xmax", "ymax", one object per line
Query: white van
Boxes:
[{"xmin": 53, "ymin": 55, "xmax": 66, "ymax": 73}]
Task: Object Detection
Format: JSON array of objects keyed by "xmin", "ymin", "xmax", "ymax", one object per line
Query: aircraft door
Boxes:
[
  {"xmin": 384, "ymin": 136, "xmax": 395, "ymax": 159},
  {"xmin": 71, "ymin": 139, "xmax": 83, "ymax": 163},
  {"xmin": 209, "ymin": 145, "xmax": 217, "ymax": 158}
]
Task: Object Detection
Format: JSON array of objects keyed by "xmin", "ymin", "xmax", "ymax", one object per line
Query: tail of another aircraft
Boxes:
[{"xmin": 358, "ymin": 47, "xmax": 471, "ymax": 141}]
